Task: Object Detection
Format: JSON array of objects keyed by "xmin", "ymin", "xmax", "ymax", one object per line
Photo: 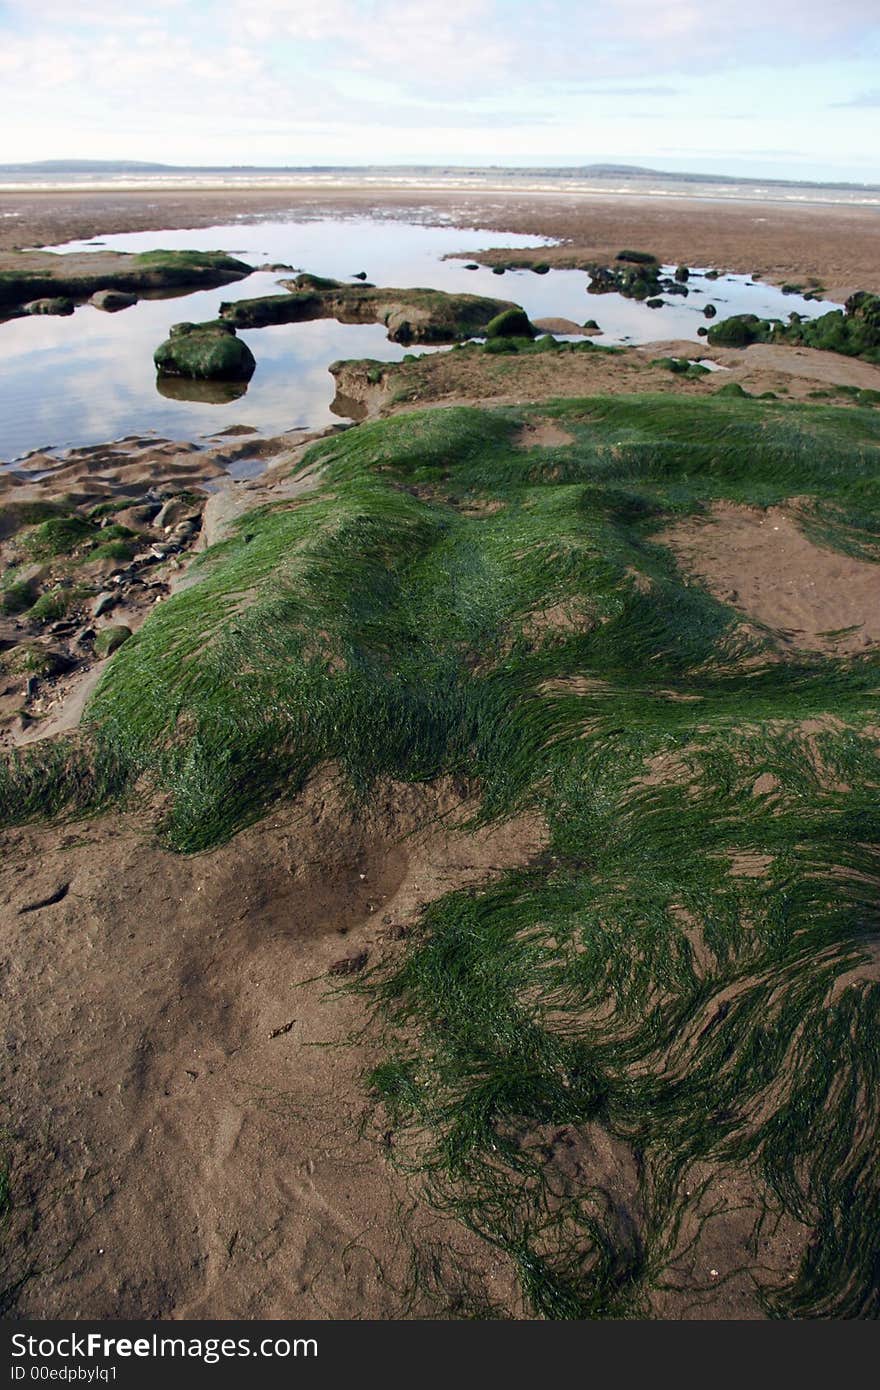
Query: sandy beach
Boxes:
[{"xmin": 1, "ymin": 185, "xmax": 878, "ymax": 303}]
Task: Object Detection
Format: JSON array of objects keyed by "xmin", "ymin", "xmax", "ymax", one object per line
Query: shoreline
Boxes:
[{"xmin": 1, "ymin": 186, "xmax": 877, "ymax": 302}]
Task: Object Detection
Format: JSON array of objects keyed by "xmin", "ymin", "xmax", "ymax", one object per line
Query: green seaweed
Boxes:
[{"xmin": 1, "ymin": 394, "xmax": 879, "ymax": 1318}]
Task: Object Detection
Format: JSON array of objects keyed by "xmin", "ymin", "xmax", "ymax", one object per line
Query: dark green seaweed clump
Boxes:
[
  {"xmin": 615, "ymin": 249, "xmax": 658, "ymax": 265},
  {"xmin": 2, "ymin": 395, "xmax": 879, "ymax": 1319},
  {"xmin": 708, "ymin": 292, "xmax": 880, "ymax": 363}
]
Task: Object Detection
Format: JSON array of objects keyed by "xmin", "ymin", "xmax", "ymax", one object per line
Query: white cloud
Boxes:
[{"xmin": 0, "ymin": 0, "xmax": 878, "ymax": 173}]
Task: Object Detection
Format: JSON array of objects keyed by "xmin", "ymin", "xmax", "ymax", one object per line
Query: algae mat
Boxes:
[{"xmin": 2, "ymin": 395, "xmax": 879, "ymax": 1317}]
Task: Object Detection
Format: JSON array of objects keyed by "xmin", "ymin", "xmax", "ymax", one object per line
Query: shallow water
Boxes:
[{"xmin": 0, "ymin": 215, "xmax": 839, "ymax": 463}]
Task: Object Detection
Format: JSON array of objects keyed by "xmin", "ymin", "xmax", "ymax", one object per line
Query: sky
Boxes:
[{"xmin": 0, "ymin": 0, "xmax": 878, "ymax": 182}]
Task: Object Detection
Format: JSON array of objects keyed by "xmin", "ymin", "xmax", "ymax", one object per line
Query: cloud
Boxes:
[
  {"xmin": 1, "ymin": 0, "xmax": 878, "ymax": 170},
  {"xmin": 831, "ymin": 89, "xmax": 880, "ymax": 107}
]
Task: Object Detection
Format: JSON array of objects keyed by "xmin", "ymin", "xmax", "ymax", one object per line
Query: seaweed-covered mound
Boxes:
[
  {"xmin": 0, "ymin": 248, "xmax": 253, "ymax": 318},
  {"xmin": 221, "ymin": 276, "xmax": 526, "ymax": 344},
  {"xmin": 153, "ymin": 320, "xmax": 256, "ymax": 381}
]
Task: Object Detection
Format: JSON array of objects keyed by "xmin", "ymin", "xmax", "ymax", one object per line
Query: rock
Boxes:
[
  {"xmin": 90, "ymin": 289, "xmax": 137, "ymax": 312},
  {"xmin": 155, "ymin": 497, "xmax": 200, "ymax": 530},
  {"xmin": 646, "ymin": 298, "xmax": 664, "ymax": 309},
  {"xmin": 256, "ymin": 262, "xmax": 294, "ymax": 272},
  {"xmin": 24, "ymin": 297, "xmax": 74, "ymax": 316},
  {"xmin": 328, "ymin": 951, "xmax": 369, "ymax": 977},
  {"xmin": 703, "ymin": 304, "xmax": 717, "ymax": 319},
  {"xmin": 114, "ymin": 502, "xmax": 161, "ymax": 530},
  {"xmin": 153, "ymin": 320, "xmax": 256, "ymax": 381},
  {"xmin": 92, "ymin": 591, "xmax": 117, "ymax": 618},
  {"xmin": 94, "ymin": 624, "xmax": 132, "ymax": 657},
  {"xmin": 707, "ymin": 314, "xmax": 767, "ymax": 348},
  {"xmin": 173, "ymin": 520, "xmax": 197, "ymax": 538},
  {"xmin": 615, "ymin": 249, "xmax": 658, "ymax": 265},
  {"xmin": 675, "ymin": 265, "xmax": 690, "ymax": 282},
  {"xmin": 486, "ymin": 307, "xmax": 537, "ymax": 339},
  {"xmin": 464, "ymin": 263, "xmax": 480, "ymax": 271}
]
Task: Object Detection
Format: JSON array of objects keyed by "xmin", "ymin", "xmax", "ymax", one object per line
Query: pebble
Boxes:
[{"xmin": 92, "ymin": 591, "xmax": 116, "ymax": 618}]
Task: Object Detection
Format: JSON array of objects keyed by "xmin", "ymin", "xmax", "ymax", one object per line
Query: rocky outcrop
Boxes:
[
  {"xmin": 707, "ymin": 294, "xmax": 880, "ymax": 362},
  {"xmin": 0, "ymin": 248, "xmax": 252, "ymax": 319},
  {"xmin": 220, "ymin": 274, "xmax": 525, "ymax": 345}
]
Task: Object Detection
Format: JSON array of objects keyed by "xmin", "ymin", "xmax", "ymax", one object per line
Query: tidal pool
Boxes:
[{"xmin": 0, "ymin": 215, "xmax": 839, "ymax": 463}]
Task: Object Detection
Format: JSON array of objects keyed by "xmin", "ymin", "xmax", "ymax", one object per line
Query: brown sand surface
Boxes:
[
  {"xmin": 1, "ymin": 767, "xmax": 544, "ymax": 1318},
  {"xmin": 0, "ymin": 187, "xmax": 877, "ymax": 301},
  {"xmin": 660, "ymin": 502, "xmax": 880, "ymax": 655}
]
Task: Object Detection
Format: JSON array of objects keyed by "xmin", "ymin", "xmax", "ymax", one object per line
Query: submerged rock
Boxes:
[
  {"xmin": 24, "ymin": 297, "xmax": 74, "ymax": 316},
  {"xmin": 153, "ymin": 321, "xmax": 256, "ymax": 382},
  {"xmin": 90, "ymin": 289, "xmax": 137, "ymax": 312}
]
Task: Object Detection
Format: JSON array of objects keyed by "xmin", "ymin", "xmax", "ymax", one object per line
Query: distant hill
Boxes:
[{"xmin": 1, "ymin": 160, "xmax": 877, "ymax": 193}]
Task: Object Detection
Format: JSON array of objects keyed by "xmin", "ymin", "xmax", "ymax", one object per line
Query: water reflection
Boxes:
[{"xmin": 155, "ymin": 376, "xmax": 250, "ymax": 404}]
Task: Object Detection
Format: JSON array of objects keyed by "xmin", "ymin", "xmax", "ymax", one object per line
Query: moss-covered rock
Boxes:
[
  {"xmin": 94, "ymin": 625, "xmax": 133, "ymax": 657},
  {"xmin": 707, "ymin": 314, "xmax": 773, "ymax": 348},
  {"xmin": 154, "ymin": 321, "xmax": 257, "ymax": 381},
  {"xmin": 251, "ymin": 277, "xmax": 528, "ymax": 344},
  {"xmin": 615, "ymin": 249, "xmax": 658, "ymax": 265},
  {"xmin": 775, "ymin": 292, "xmax": 880, "ymax": 363},
  {"xmin": 485, "ymin": 307, "xmax": 537, "ymax": 339},
  {"xmin": 588, "ymin": 261, "xmax": 663, "ymax": 300}
]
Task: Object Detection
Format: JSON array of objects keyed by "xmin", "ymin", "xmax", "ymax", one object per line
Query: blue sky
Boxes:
[{"xmin": 0, "ymin": 0, "xmax": 878, "ymax": 181}]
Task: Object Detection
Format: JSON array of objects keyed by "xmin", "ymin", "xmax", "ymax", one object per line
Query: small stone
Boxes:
[
  {"xmin": 328, "ymin": 951, "xmax": 369, "ymax": 977},
  {"xmin": 92, "ymin": 591, "xmax": 116, "ymax": 618}
]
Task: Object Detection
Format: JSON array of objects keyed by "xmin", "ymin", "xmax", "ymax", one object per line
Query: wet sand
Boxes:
[{"xmin": 1, "ymin": 186, "xmax": 878, "ymax": 303}]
